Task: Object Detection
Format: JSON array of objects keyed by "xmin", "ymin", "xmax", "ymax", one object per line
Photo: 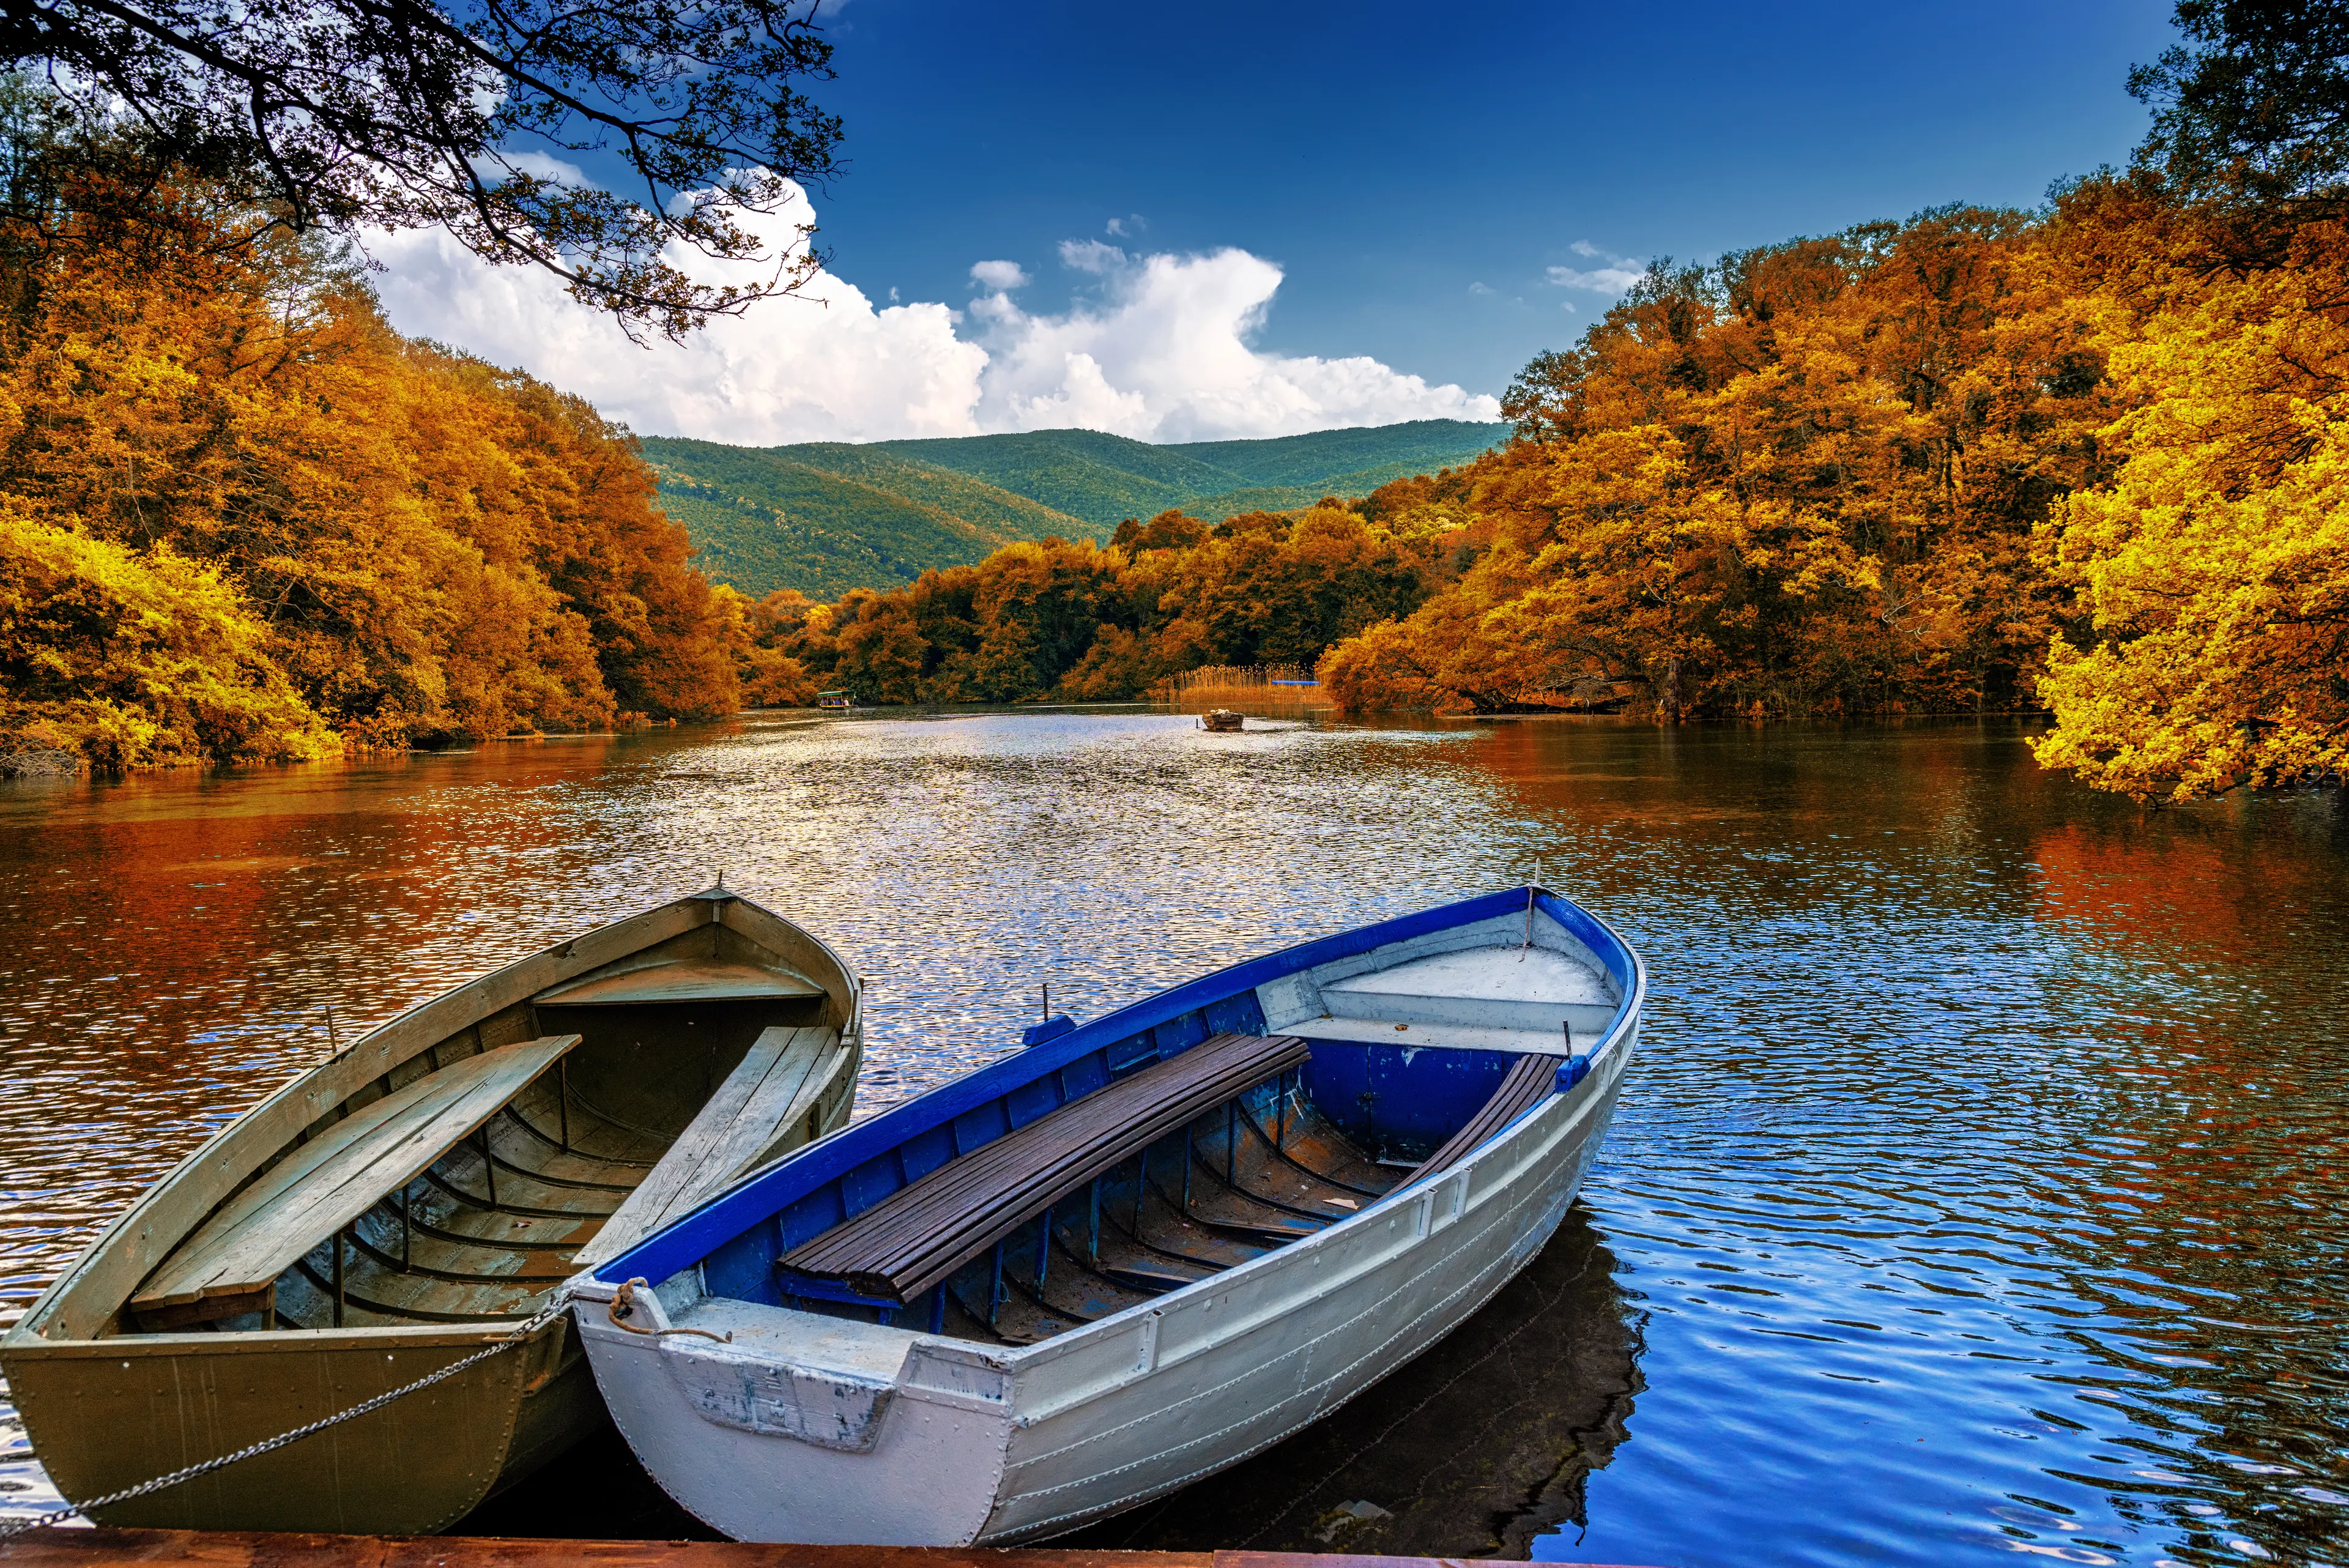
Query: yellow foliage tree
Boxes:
[
  {"xmin": 2036, "ymin": 249, "xmax": 2349, "ymax": 798},
  {"xmin": 0, "ymin": 511, "xmax": 335, "ymax": 768}
]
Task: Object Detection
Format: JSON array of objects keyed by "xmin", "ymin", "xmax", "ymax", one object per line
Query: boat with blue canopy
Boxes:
[{"xmin": 566, "ymin": 883, "xmax": 1643, "ymax": 1545}]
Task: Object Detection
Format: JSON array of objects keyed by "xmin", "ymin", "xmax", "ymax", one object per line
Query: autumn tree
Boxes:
[
  {"xmin": 1332, "ymin": 208, "xmax": 2113, "ymax": 720},
  {"xmin": 2033, "ymin": 182, "xmax": 2349, "ymax": 799},
  {"xmin": 0, "ymin": 165, "xmax": 749, "ymax": 768},
  {"xmin": 754, "ymin": 506, "xmax": 1442, "ymax": 709}
]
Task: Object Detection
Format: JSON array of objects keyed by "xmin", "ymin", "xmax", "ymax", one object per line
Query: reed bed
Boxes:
[{"xmin": 1155, "ymin": 664, "xmax": 1332, "ymax": 716}]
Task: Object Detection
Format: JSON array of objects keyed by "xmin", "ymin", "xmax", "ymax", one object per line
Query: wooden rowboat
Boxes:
[
  {"xmin": 566, "ymin": 885, "xmax": 1642, "ymax": 1545},
  {"xmin": 0, "ymin": 888, "xmax": 861, "ymax": 1536}
]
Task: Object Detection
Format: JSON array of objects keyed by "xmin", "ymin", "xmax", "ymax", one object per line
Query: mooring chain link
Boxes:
[{"xmin": 0, "ymin": 1301, "xmax": 567, "ymax": 1539}]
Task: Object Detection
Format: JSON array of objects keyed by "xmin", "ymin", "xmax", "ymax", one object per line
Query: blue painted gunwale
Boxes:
[{"xmin": 598, "ymin": 885, "xmax": 1637, "ymax": 1290}]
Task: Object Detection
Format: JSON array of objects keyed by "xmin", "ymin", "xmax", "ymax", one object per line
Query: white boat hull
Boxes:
[{"xmin": 573, "ymin": 1027, "xmax": 1633, "ymax": 1544}]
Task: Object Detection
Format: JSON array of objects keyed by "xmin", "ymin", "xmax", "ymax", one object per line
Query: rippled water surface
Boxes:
[{"xmin": 2, "ymin": 713, "xmax": 2344, "ymax": 1566}]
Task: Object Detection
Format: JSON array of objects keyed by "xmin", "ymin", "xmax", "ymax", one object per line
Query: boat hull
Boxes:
[
  {"xmin": 2, "ymin": 892, "xmax": 861, "ymax": 1534},
  {"xmin": 573, "ymin": 1028, "xmax": 1633, "ymax": 1545},
  {"xmin": 3, "ymin": 1319, "xmax": 566, "ymax": 1534}
]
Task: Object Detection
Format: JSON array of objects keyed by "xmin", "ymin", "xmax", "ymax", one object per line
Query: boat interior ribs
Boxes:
[{"xmin": 1, "ymin": 888, "xmax": 863, "ymax": 1535}]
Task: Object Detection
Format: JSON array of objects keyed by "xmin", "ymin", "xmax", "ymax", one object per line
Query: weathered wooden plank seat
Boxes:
[
  {"xmin": 1393, "ymin": 1053, "xmax": 1554, "ymax": 1189},
  {"xmin": 785, "ymin": 1031, "xmax": 1310, "ymax": 1303},
  {"xmin": 130, "ymin": 1034, "xmax": 581, "ymax": 1327},
  {"xmin": 577, "ymin": 1025, "xmax": 848, "ymax": 1268},
  {"xmin": 534, "ymin": 959, "xmax": 824, "ymax": 1006}
]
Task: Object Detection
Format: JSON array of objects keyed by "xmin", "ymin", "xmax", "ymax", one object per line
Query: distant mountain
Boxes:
[
  {"xmin": 870, "ymin": 429, "xmax": 1243, "ymax": 528},
  {"xmin": 646, "ymin": 419, "xmax": 1507, "ymax": 600},
  {"xmin": 875, "ymin": 420, "xmax": 1508, "ymax": 530},
  {"xmin": 639, "ymin": 439, "xmax": 1087, "ymax": 601}
]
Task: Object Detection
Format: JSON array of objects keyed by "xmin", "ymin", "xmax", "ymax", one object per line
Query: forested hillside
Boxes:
[
  {"xmin": 872, "ymin": 421, "xmax": 1506, "ymax": 530},
  {"xmin": 647, "ymin": 421, "xmax": 1506, "ymax": 598},
  {"xmin": 640, "ymin": 439, "xmax": 1081, "ymax": 599}
]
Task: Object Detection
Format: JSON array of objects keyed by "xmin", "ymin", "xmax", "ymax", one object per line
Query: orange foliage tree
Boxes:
[
  {"xmin": 746, "ymin": 505, "xmax": 1439, "ymax": 707},
  {"xmin": 0, "ymin": 161, "xmax": 744, "ymax": 770},
  {"xmin": 1323, "ymin": 209, "xmax": 2119, "ymax": 720}
]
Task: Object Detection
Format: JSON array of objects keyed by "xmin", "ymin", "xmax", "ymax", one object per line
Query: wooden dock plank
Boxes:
[
  {"xmin": 0, "ymin": 1531, "xmax": 1660, "ymax": 1568},
  {"xmin": 132, "ymin": 1036, "xmax": 581, "ymax": 1313},
  {"xmin": 0, "ymin": 1534, "xmax": 1213, "ymax": 1568}
]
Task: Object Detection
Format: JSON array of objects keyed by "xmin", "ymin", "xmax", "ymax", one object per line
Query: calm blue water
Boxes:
[{"xmin": 2, "ymin": 713, "xmax": 2343, "ymax": 1565}]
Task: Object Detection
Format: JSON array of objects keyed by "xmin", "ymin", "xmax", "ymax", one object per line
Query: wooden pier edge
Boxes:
[{"xmin": 0, "ymin": 1530, "xmax": 1661, "ymax": 1568}]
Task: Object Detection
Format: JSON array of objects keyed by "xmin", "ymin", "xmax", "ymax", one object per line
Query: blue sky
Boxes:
[
  {"xmin": 806, "ymin": 0, "xmax": 2175, "ymax": 394},
  {"xmin": 376, "ymin": 0, "xmax": 2181, "ymax": 444}
]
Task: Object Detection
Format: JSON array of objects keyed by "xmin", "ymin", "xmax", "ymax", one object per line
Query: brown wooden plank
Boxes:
[
  {"xmin": 0, "ymin": 1531, "xmax": 1223, "ymax": 1568},
  {"xmin": 0, "ymin": 1529, "xmax": 1683, "ymax": 1568},
  {"xmin": 534, "ymin": 959, "xmax": 823, "ymax": 1006},
  {"xmin": 790, "ymin": 1047, "xmax": 1256, "ymax": 1269},
  {"xmin": 132, "ymin": 1036, "xmax": 581, "ymax": 1312},
  {"xmin": 1392, "ymin": 1055, "xmax": 1554, "ymax": 1191},
  {"xmin": 791, "ymin": 1038, "xmax": 1297, "ymax": 1273},
  {"xmin": 577, "ymin": 1027, "xmax": 842, "ymax": 1267},
  {"xmin": 785, "ymin": 1033, "xmax": 1308, "ymax": 1302},
  {"xmin": 682, "ymin": 1030, "xmax": 852, "ymax": 1199}
]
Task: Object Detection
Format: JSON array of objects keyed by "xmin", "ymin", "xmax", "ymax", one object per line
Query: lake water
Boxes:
[{"xmin": 1, "ymin": 712, "xmax": 2343, "ymax": 1566}]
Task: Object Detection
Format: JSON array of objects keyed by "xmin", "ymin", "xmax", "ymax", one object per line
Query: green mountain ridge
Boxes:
[{"xmin": 646, "ymin": 419, "xmax": 1507, "ymax": 600}]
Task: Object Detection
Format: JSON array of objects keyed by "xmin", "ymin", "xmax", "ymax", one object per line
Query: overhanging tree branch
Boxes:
[{"xmin": 0, "ymin": 0, "xmax": 842, "ymax": 336}]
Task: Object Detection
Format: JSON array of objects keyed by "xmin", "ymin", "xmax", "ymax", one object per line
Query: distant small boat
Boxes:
[
  {"xmin": 1, "ymin": 888, "xmax": 861, "ymax": 1534},
  {"xmin": 1200, "ymin": 708, "xmax": 1244, "ymax": 732},
  {"xmin": 569, "ymin": 885, "xmax": 1641, "ymax": 1545},
  {"xmin": 816, "ymin": 691, "xmax": 855, "ymax": 712}
]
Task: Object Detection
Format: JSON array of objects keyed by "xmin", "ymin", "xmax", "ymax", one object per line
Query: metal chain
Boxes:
[{"xmin": 0, "ymin": 1302, "xmax": 566, "ymax": 1539}]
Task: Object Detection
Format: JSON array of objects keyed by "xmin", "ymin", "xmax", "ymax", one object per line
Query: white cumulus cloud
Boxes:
[
  {"xmin": 364, "ymin": 182, "xmax": 1498, "ymax": 444},
  {"xmin": 970, "ymin": 243, "xmax": 1497, "ymax": 441},
  {"xmin": 1057, "ymin": 238, "xmax": 1125, "ymax": 274},
  {"xmin": 1546, "ymin": 241, "xmax": 1645, "ymax": 295},
  {"xmin": 968, "ymin": 258, "xmax": 1030, "ymax": 291}
]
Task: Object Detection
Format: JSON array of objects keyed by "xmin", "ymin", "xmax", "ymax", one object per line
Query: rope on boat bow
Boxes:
[
  {"xmin": 606, "ymin": 1277, "xmax": 731, "ymax": 1343},
  {"xmin": 0, "ymin": 1300, "xmax": 569, "ymax": 1537}
]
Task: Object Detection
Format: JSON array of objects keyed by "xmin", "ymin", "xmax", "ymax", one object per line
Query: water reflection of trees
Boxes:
[
  {"xmin": 1057, "ymin": 1207, "xmax": 1641, "ymax": 1557},
  {"xmin": 1455, "ymin": 720, "xmax": 2349, "ymax": 1563},
  {"xmin": 2028, "ymin": 821, "xmax": 2349, "ymax": 1564}
]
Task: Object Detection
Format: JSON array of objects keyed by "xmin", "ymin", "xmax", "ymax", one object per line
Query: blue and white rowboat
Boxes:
[{"xmin": 564, "ymin": 885, "xmax": 1644, "ymax": 1544}]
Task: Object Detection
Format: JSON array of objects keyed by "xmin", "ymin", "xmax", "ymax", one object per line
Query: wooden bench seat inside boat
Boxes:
[
  {"xmin": 576, "ymin": 1025, "xmax": 847, "ymax": 1268},
  {"xmin": 1393, "ymin": 1052, "xmax": 1554, "ymax": 1189},
  {"xmin": 533, "ymin": 958, "xmax": 824, "ymax": 1006},
  {"xmin": 130, "ymin": 1034, "xmax": 581, "ymax": 1329},
  {"xmin": 785, "ymin": 1031, "xmax": 1310, "ymax": 1304}
]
